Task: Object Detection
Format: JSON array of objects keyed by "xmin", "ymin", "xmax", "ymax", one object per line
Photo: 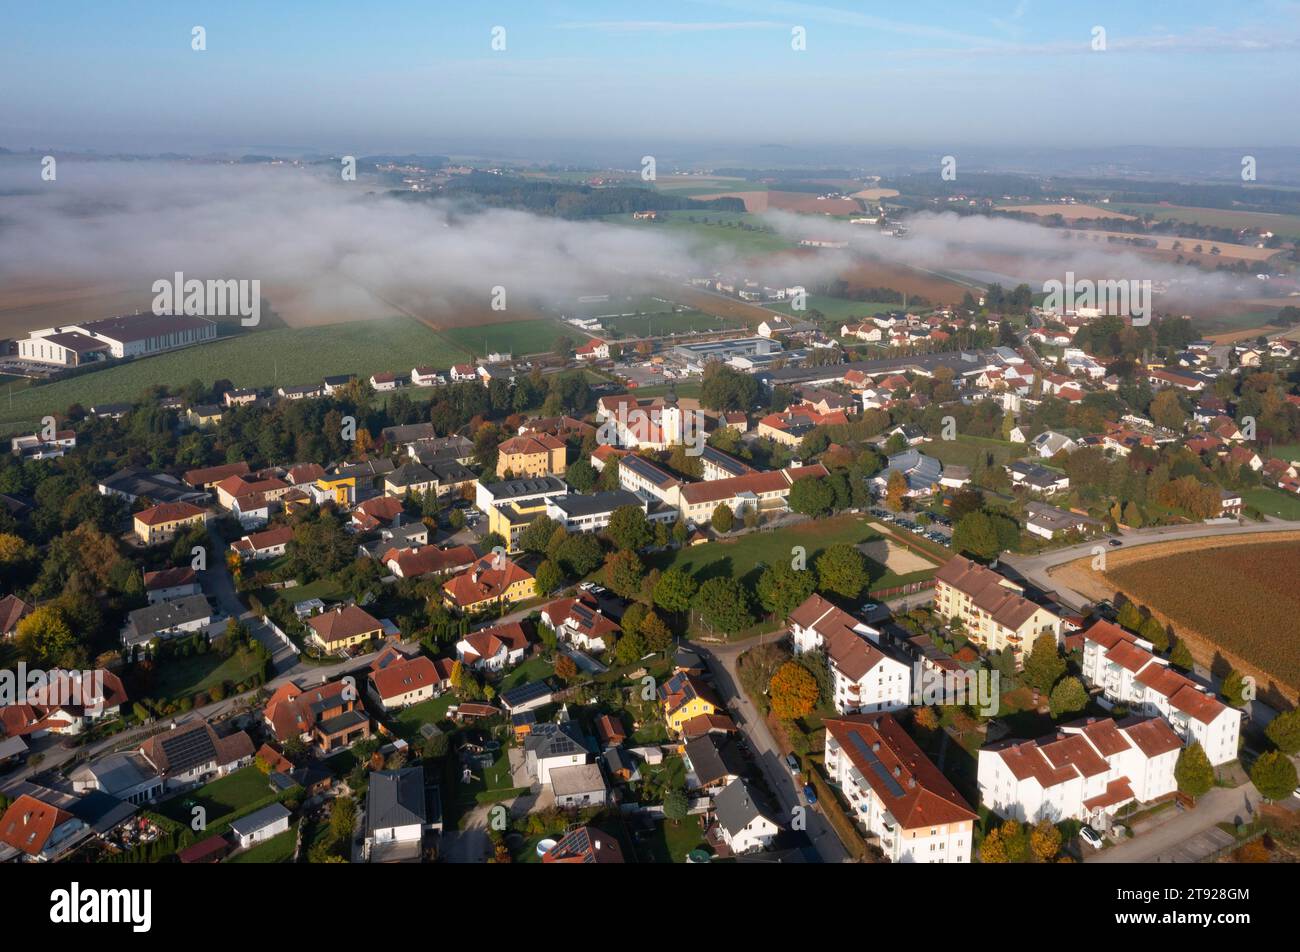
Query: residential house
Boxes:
[
  {"xmin": 143, "ymin": 567, "xmax": 201, "ymax": 605},
  {"xmin": 659, "ymin": 671, "xmax": 724, "ymax": 736},
  {"xmin": 496, "ymin": 432, "xmax": 567, "ymax": 478},
  {"xmin": 455, "ymin": 622, "xmax": 532, "ymax": 671},
  {"xmin": 263, "ymin": 678, "xmax": 372, "ymax": 754},
  {"xmin": 229, "ymin": 525, "xmax": 294, "ymax": 561},
  {"xmin": 540, "ymin": 825, "xmax": 624, "ymax": 863},
  {"xmin": 442, "ymin": 555, "xmax": 535, "ymax": 613},
  {"xmin": 541, "ymin": 594, "xmax": 621, "ymax": 653},
  {"xmin": 525, "ymin": 720, "xmax": 594, "ymax": 786},
  {"xmin": 684, "ymin": 734, "xmax": 746, "ymax": 792},
  {"xmin": 132, "ymin": 501, "xmax": 208, "ymax": 546},
  {"xmin": 306, "ymin": 604, "xmax": 384, "ymax": 653},
  {"xmin": 385, "ymin": 544, "xmax": 477, "ymax": 580},
  {"xmin": 788, "ymin": 594, "xmax": 911, "ymax": 714},
  {"xmin": 933, "ymin": 556, "xmax": 1061, "ymax": 666},
  {"xmin": 368, "ymin": 654, "xmax": 441, "ymax": 710},
  {"xmin": 122, "ymin": 595, "xmax": 212, "ymax": 648},
  {"xmin": 137, "ymin": 719, "xmax": 255, "ymax": 792},
  {"xmin": 712, "ymin": 778, "xmax": 781, "ymax": 855},
  {"xmin": 0, "ymin": 794, "xmax": 86, "ymax": 862},
  {"xmin": 365, "ymin": 766, "xmax": 433, "ymax": 862},
  {"xmin": 551, "ymin": 763, "xmax": 609, "ymax": 808}
]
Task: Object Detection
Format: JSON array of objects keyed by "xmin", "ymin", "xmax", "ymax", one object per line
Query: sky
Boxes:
[{"xmin": 2, "ymin": 1, "xmax": 1299, "ymax": 158}]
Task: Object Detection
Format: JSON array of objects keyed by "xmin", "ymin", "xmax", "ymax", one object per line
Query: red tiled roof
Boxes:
[
  {"xmin": 0, "ymin": 794, "xmax": 76, "ymax": 856},
  {"xmin": 134, "ymin": 501, "xmax": 206, "ymax": 526},
  {"xmin": 370, "ymin": 655, "xmax": 440, "ymax": 700}
]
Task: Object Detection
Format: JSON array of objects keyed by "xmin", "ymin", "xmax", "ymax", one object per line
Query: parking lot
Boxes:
[{"xmin": 867, "ymin": 507, "xmax": 954, "ymax": 549}]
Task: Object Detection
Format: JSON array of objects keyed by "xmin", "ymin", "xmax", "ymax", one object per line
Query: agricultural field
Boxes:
[
  {"xmin": 601, "ymin": 309, "xmax": 739, "ymax": 339},
  {"xmin": 615, "ymin": 211, "xmax": 797, "ymax": 256},
  {"xmin": 1066, "ymin": 536, "xmax": 1300, "ymax": 698},
  {"xmin": 1112, "ymin": 203, "xmax": 1300, "ymax": 241},
  {"xmin": 1242, "ymin": 487, "xmax": 1300, "ymax": 520},
  {"xmin": 439, "ymin": 317, "xmax": 566, "ymax": 358},
  {"xmin": 1000, "ymin": 203, "xmax": 1135, "ymax": 221},
  {"xmin": 766, "ymin": 294, "xmax": 918, "ymax": 323},
  {"xmin": 0, "ymin": 316, "xmax": 473, "ymax": 433}
]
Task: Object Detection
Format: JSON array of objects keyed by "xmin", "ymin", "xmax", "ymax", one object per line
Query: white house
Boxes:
[
  {"xmin": 410, "ymin": 367, "xmax": 445, "ymax": 388},
  {"xmin": 788, "ymin": 595, "xmax": 910, "ymax": 715},
  {"xmin": 1079, "ymin": 621, "xmax": 1241, "ymax": 766},
  {"xmin": 978, "ymin": 716, "xmax": 1182, "ymax": 827},
  {"xmin": 454, "ymin": 622, "xmax": 530, "ymax": 671},
  {"xmin": 540, "ymin": 595, "xmax": 621, "ymax": 654},
  {"xmin": 525, "ymin": 720, "xmax": 592, "ymax": 786},
  {"xmin": 824, "ymin": 714, "xmax": 976, "ymax": 863},
  {"xmin": 365, "ymin": 766, "xmax": 431, "ymax": 861},
  {"xmin": 712, "ymin": 778, "xmax": 781, "ymax": 855}
]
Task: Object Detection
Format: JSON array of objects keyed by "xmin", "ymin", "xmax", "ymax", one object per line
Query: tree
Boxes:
[
  {"xmin": 788, "ymin": 477, "xmax": 834, "ymax": 517},
  {"xmin": 605, "ymin": 505, "xmax": 652, "ymax": 551},
  {"xmin": 663, "ymin": 788, "xmax": 689, "ymax": 825},
  {"xmin": 533, "ymin": 559, "xmax": 563, "ymax": 597},
  {"xmin": 700, "ymin": 364, "xmax": 758, "ymax": 412},
  {"xmin": 518, "ymin": 515, "xmax": 562, "ymax": 555},
  {"xmin": 1249, "ymin": 750, "xmax": 1297, "ymax": 801},
  {"xmin": 952, "ymin": 510, "xmax": 999, "ymax": 560},
  {"xmin": 980, "ymin": 820, "xmax": 1028, "ymax": 863},
  {"xmin": 756, "ymin": 562, "xmax": 818, "ymax": 618},
  {"xmin": 1265, "ymin": 708, "xmax": 1300, "ymax": 756},
  {"xmin": 1169, "ymin": 638, "xmax": 1194, "ymax": 671},
  {"xmin": 1116, "ymin": 600, "xmax": 1143, "ymax": 632},
  {"xmin": 1149, "ymin": 389, "xmax": 1185, "ymax": 431},
  {"xmin": 710, "ymin": 503, "xmax": 735, "ymax": 533},
  {"xmin": 1048, "ymin": 677, "xmax": 1087, "ymax": 718},
  {"xmin": 769, "ymin": 661, "xmax": 819, "ymax": 721},
  {"xmin": 1221, "ymin": 669, "xmax": 1250, "ymax": 707},
  {"xmin": 692, "ymin": 577, "xmax": 754, "ymax": 634},
  {"xmin": 653, "ymin": 567, "xmax": 698, "ymax": 614},
  {"xmin": 1174, "ymin": 742, "xmax": 1215, "ymax": 798},
  {"xmin": 814, "ymin": 543, "xmax": 870, "ymax": 600},
  {"xmin": 1138, "ymin": 615, "xmax": 1169, "ymax": 652},
  {"xmin": 554, "ymin": 653, "xmax": 578, "ymax": 682},
  {"xmin": 603, "ymin": 549, "xmax": 646, "ymax": 598},
  {"xmin": 640, "ymin": 612, "xmax": 673, "ymax": 652},
  {"xmin": 613, "ymin": 629, "xmax": 646, "ymax": 666},
  {"xmin": 884, "ymin": 469, "xmax": 908, "ymax": 512},
  {"xmin": 1022, "ymin": 633, "xmax": 1066, "ymax": 694},
  {"xmin": 1030, "ymin": 820, "xmax": 1063, "ymax": 862},
  {"xmin": 565, "ymin": 458, "xmax": 597, "ymax": 493},
  {"xmin": 15, "ymin": 606, "xmax": 77, "ymax": 667},
  {"xmin": 553, "ymin": 533, "xmax": 603, "ymax": 577}
]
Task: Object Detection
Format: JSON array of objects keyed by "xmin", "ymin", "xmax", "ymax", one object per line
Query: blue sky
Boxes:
[{"xmin": 2, "ymin": 1, "xmax": 1298, "ymax": 156}]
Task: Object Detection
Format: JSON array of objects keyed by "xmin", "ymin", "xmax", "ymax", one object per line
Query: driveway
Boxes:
[{"xmin": 1086, "ymin": 784, "xmax": 1265, "ymax": 863}]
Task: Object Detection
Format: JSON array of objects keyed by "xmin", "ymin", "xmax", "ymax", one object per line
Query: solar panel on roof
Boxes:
[
  {"xmin": 159, "ymin": 726, "xmax": 219, "ymax": 774},
  {"xmin": 501, "ymin": 681, "xmax": 552, "ymax": 706},
  {"xmin": 849, "ymin": 731, "xmax": 906, "ymax": 798}
]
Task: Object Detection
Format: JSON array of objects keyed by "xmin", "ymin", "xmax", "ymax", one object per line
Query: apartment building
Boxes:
[{"xmin": 932, "ymin": 556, "xmax": 1061, "ymax": 665}]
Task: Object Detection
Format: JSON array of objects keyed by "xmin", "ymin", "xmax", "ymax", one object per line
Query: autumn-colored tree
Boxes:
[
  {"xmin": 769, "ymin": 661, "xmax": 819, "ymax": 721},
  {"xmin": 884, "ymin": 469, "xmax": 909, "ymax": 512},
  {"xmin": 554, "ymin": 653, "xmax": 578, "ymax": 682},
  {"xmin": 914, "ymin": 706, "xmax": 940, "ymax": 732},
  {"xmin": 1029, "ymin": 820, "xmax": 1062, "ymax": 862}
]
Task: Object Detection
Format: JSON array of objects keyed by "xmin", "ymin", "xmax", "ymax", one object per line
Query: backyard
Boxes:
[{"xmin": 157, "ymin": 766, "xmax": 279, "ymax": 835}]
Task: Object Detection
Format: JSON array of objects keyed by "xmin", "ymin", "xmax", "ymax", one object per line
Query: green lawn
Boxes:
[
  {"xmin": 227, "ymin": 824, "xmax": 298, "ymax": 864},
  {"xmin": 158, "ymin": 767, "xmax": 275, "ymax": 832},
  {"xmin": 440, "ymin": 319, "xmax": 565, "ymax": 358},
  {"xmin": 1243, "ymin": 487, "xmax": 1300, "ymax": 520},
  {"xmin": 1112, "ymin": 203, "xmax": 1300, "ymax": 240},
  {"xmin": 258, "ymin": 578, "xmax": 346, "ymax": 610},
  {"xmin": 151, "ymin": 648, "xmax": 266, "ymax": 702},
  {"xmin": 497, "ymin": 655, "xmax": 554, "ymax": 692},
  {"xmin": 392, "ymin": 693, "xmax": 459, "ymax": 742},
  {"xmin": 925, "ymin": 434, "xmax": 1024, "ymax": 470},
  {"xmin": 602, "ymin": 310, "xmax": 740, "ymax": 339},
  {"xmin": 638, "ymin": 816, "xmax": 710, "ymax": 863},
  {"xmin": 768, "ymin": 295, "xmax": 919, "ymax": 323},
  {"xmin": 648, "ymin": 515, "xmax": 898, "ymax": 589},
  {"xmin": 613, "ymin": 213, "xmax": 796, "ymax": 256},
  {"xmin": 0, "ymin": 316, "xmax": 473, "ymax": 431},
  {"xmin": 456, "ymin": 747, "xmax": 517, "ymax": 806}
]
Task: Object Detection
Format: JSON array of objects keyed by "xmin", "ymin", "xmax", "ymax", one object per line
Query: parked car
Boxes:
[
  {"xmin": 785, "ymin": 753, "xmax": 799, "ymax": 772},
  {"xmin": 1108, "ymin": 538, "xmax": 1124, "ymax": 547},
  {"xmin": 803, "ymin": 784, "xmax": 818, "ymax": 805},
  {"xmin": 1079, "ymin": 826, "xmax": 1104, "ymax": 849},
  {"xmin": 861, "ymin": 603, "xmax": 879, "ymax": 614}
]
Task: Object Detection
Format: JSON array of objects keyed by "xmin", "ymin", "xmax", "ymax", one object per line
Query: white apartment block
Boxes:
[
  {"xmin": 788, "ymin": 594, "xmax": 910, "ymax": 715},
  {"xmin": 824, "ymin": 714, "xmax": 975, "ymax": 863},
  {"xmin": 978, "ymin": 715, "xmax": 1182, "ymax": 827},
  {"xmin": 1079, "ymin": 621, "xmax": 1241, "ymax": 766}
]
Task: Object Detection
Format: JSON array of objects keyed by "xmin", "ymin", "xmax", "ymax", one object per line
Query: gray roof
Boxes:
[
  {"xmin": 386, "ymin": 461, "xmax": 436, "ymax": 488},
  {"xmin": 483, "ymin": 475, "xmax": 568, "ymax": 500},
  {"xmin": 683, "ymin": 734, "xmax": 746, "ymax": 787},
  {"xmin": 549, "ymin": 490, "xmax": 642, "ymax": 519},
  {"xmin": 72, "ymin": 751, "xmax": 156, "ymax": 796},
  {"xmin": 524, "ymin": 721, "xmax": 591, "ymax": 760},
  {"xmin": 549, "ymin": 762, "xmax": 607, "ymax": 797},
  {"xmin": 883, "ymin": 450, "xmax": 942, "ymax": 492},
  {"xmin": 229, "ymin": 802, "xmax": 291, "ymax": 839},
  {"xmin": 99, "ymin": 466, "xmax": 208, "ymax": 504},
  {"xmin": 713, "ymin": 777, "xmax": 776, "ymax": 835},
  {"xmin": 366, "ymin": 766, "xmax": 427, "ymax": 834},
  {"xmin": 125, "ymin": 595, "xmax": 211, "ymax": 642}
]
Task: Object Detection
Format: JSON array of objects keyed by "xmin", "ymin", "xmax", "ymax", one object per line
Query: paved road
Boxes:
[
  {"xmin": 1085, "ymin": 783, "xmax": 1269, "ymax": 863},
  {"xmin": 1003, "ymin": 518, "xmax": 1300, "ymax": 612},
  {"xmin": 692, "ymin": 632, "xmax": 851, "ymax": 864}
]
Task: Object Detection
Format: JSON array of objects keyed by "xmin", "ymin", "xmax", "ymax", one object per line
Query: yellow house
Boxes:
[
  {"xmin": 306, "ymin": 604, "xmax": 384, "ymax": 653},
  {"xmin": 442, "ymin": 556, "xmax": 535, "ymax": 613},
  {"xmin": 132, "ymin": 502, "xmax": 208, "ymax": 546},
  {"xmin": 314, "ymin": 474, "xmax": 356, "ymax": 506},
  {"xmin": 487, "ymin": 497, "xmax": 553, "ymax": 553},
  {"xmin": 659, "ymin": 672, "xmax": 723, "ymax": 735},
  {"xmin": 496, "ymin": 433, "xmax": 567, "ymax": 478}
]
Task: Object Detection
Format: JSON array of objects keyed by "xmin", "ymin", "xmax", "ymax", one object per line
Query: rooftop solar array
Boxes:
[
  {"xmin": 159, "ymin": 725, "xmax": 219, "ymax": 774},
  {"xmin": 849, "ymin": 731, "xmax": 906, "ymax": 798}
]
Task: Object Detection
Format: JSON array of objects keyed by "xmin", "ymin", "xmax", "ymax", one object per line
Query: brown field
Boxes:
[
  {"xmin": 1051, "ymin": 533, "xmax": 1300, "ymax": 701},
  {"xmin": 0, "ymin": 280, "xmax": 154, "ymax": 338},
  {"xmin": 1065, "ymin": 229, "xmax": 1283, "ymax": 264},
  {"xmin": 839, "ymin": 259, "xmax": 971, "ymax": 305},
  {"xmin": 1004, "ymin": 204, "xmax": 1136, "ymax": 221},
  {"xmin": 850, "ymin": 188, "xmax": 900, "ymax": 202},
  {"xmin": 670, "ymin": 287, "xmax": 775, "ymax": 325}
]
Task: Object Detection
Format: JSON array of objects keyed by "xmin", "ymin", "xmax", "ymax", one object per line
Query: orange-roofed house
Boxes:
[
  {"xmin": 442, "ymin": 555, "xmax": 534, "ymax": 613},
  {"xmin": 455, "ymin": 622, "xmax": 532, "ymax": 671},
  {"xmin": 496, "ymin": 432, "xmax": 567, "ymax": 478},
  {"xmin": 305, "ymin": 604, "xmax": 384, "ymax": 653},
  {"xmin": 824, "ymin": 713, "xmax": 976, "ymax": 863},
  {"xmin": 132, "ymin": 501, "xmax": 208, "ymax": 545},
  {"xmin": 0, "ymin": 794, "xmax": 85, "ymax": 861},
  {"xmin": 367, "ymin": 655, "xmax": 441, "ymax": 710}
]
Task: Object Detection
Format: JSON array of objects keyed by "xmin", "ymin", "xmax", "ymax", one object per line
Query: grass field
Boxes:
[
  {"xmin": 614, "ymin": 212, "xmax": 797, "ymax": 256},
  {"xmin": 158, "ymin": 767, "xmax": 274, "ymax": 831},
  {"xmin": 1113, "ymin": 203, "xmax": 1300, "ymax": 240},
  {"xmin": 767, "ymin": 295, "xmax": 918, "ymax": 323},
  {"xmin": 1103, "ymin": 539, "xmax": 1300, "ymax": 694},
  {"xmin": 0, "ymin": 317, "xmax": 473, "ymax": 433},
  {"xmin": 1242, "ymin": 487, "xmax": 1300, "ymax": 520},
  {"xmin": 440, "ymin": 318, "xmax": 566, "ymax": 358},
  {"xmin": 602, "ymin": 310, "xmax": 739, "ymax": 338},
  {"xmin": 393, "ymin": 693, "xmax": 459, "ymax": 742},
  {"xmin": 924, "ymin": 434, "xmax": 1024, "ymax": 470},
  {"xmin": 227, "ymin": 825, "xmax": 297, "ymax": 864},
  {"xmin": 151, "ymin": 649, "xmax": 266, "ymax": 702},
  {"xmin": 647, "ymin": 515, "xmax": 936, "ymax": 591}
]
